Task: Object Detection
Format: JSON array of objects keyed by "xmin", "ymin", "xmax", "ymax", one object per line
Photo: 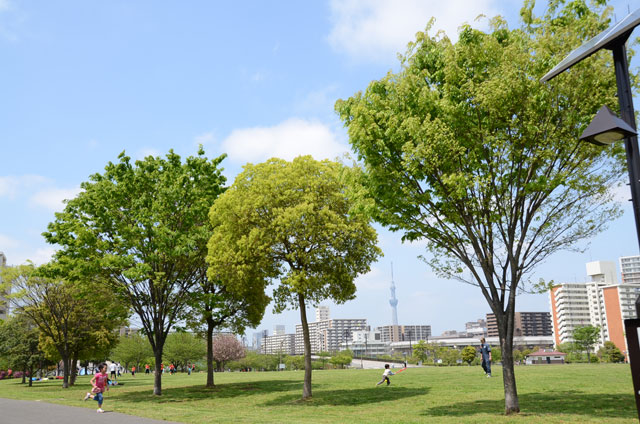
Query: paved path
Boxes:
[
  {"xmin": 0, "ymin": 398, "xmax": 183, "ymax": 424},
  {"xmin": 350, "ymin": 358, "xmax": 419, "ymax": 369}
]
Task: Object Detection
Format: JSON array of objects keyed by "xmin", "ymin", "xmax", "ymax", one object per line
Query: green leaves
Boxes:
[
  {"xmin": 336, "ymin": 0, "xmax": 626, "ymax": 294},
  {"xmin": 43, "ymin": 149, "xmax": 227, "ymax": 394},
  {"xmin": 208, "ymin": 156, "xmax": 382, "ymax": 311}
]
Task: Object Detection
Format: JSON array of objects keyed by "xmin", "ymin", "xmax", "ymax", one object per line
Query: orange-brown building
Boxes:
[{"xmin": 549, "ymin": 260, "xmax": 640, "ymax": 358}]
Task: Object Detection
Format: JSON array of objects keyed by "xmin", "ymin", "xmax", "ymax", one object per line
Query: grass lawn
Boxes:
[{"xmin": 0, "ymin": 364, "xmax": 636, "ymax": 423}]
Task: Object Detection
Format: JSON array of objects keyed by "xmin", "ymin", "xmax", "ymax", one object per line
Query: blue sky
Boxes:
[{"xmin": 1, "ymin": 0, "xmax": 638, "ymax": 336}]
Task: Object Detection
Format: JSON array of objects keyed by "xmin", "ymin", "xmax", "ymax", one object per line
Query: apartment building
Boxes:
[
  {"xmin": 465, "ymin": 319, "xmax": 487, "ymax": 337},
  {"xmin": 343, "ymin": 329, "xmax": 389, "ymax": 356},
  {"xmin": 315, "ymin": 306, "xmax": 330, "ymax": 322},
  {"xmin": 486, "ymin": 312, "xmax": 552, "ymax": 337},
  {"xmin": 295, "ymin": 318, "xmax": 368, "ymax": 354},
  {"xmin": 549, "ymin": 260, "xmax": 640, "ymax": 356},
  {"xmin": 377, "ymin": 325, "xmax": 432, "ymax": 343},
  {"xmin": 621, "ymin": 255, "xmax": 640, "ymax": 284},
  {"xmin": 261, "ymin": 333, "xmax": 296, "ymax": 355}
]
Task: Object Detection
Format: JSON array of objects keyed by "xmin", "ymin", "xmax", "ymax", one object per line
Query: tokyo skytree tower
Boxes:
[{"xmin": 389, "ymin": 262, "xmax": 398, "ymax": 326}]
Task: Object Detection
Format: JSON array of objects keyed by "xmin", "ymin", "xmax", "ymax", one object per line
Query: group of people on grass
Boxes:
[{"xmin": 84, "ymin": 341, "xmax": 492, "ymax": 413}]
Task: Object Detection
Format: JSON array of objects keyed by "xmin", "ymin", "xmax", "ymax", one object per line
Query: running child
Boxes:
[
  {"xmin": 131, "ymin": 365, "xmax": 136, "ymax": 377},
  {"xmin": 84, "ymin": 363, "xmax": 109, "ymax": 413},
  {"xmin": 376, "ymin": 364, "xmax": 394, "ymax": 386}
]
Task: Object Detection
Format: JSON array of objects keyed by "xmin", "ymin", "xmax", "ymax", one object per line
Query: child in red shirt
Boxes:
[{"xmin": 83, "ymin": 363, "xmax": 109, "ymax": 413}]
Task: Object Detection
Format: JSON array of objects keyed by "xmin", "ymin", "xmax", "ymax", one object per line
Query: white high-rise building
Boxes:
[
  {"xmin": 0, "ymin": 252, "xmax": 7, "ymax": 320},
  {"xmin": 261, "ymin": 333, "xmax": 295, "ymax": 355},
  {"xmin": 377, "ymin": 324, "xmax": 432, "ymax": 343},
  {"xmin": 273, "ymin": 325, "xmax": 286, "ymax": 336},
  {"xmin": 315, "ymin": 306, "xmax": 330, "ymax": 322},
  {"xmin": 295, "ymin": 318, "xmax": 368, "ymax": 354},
  {"xmin": 550, "ymin": 259, "xmax": 640, "ymax": 358},
  {"xmin": 620, "ymin": 255, "xmax": 640, "ymax": 284}
]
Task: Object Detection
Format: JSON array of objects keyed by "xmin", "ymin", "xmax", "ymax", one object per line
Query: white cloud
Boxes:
[
  {"xmin": 355, "ymin": 266, "xmax": 387, "ymax": 291},
  {"xmin": 293, "ymin": 85, "xmax": 339, "ymax": 119},
  {"xmin": 327, "ymin": 0, "xmax": 499, "ymax": 63},
  {"xmin": 0, "ymin": 175, "xmax": 50, "ymax": 198},
  {"xmin": 30, "ymin": 187, "xmax": 82, "ymax": 212},
  {"xmin": 0, "ymin": 233, "xmax": 20, "ymax": 250},
  {"xmin": 28, "ymin": 247, "xmax": 56, "ymax": 265},
  {"xmin": 5, "ymin": 246, "xmax": 56, "ymax": 266},
  {"xmin": 221, "ymin": 118, "xmax": 349, "ymax": 163},
  {"xmin": 0, "ymin": 0, "xmax": 9, "ymax": 12}
]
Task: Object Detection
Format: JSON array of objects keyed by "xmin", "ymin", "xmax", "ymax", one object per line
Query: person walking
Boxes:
[
  {"xmin": 375, "ymin": 364, "xmax": 395, "ymax": 386},
  {"xmin": 480, "ymin": 338, "xmax": 492, "ymax": 377},
  {"xmin": 83, "ymin": 363, "xmax": 109, "ymax": 413},
  {"xmin": 145, "ymin": 363, "xmax": 150, "ymax": 375},
  {"xmin": 109, "ymin": 362, "xmax": 117, "ymax": 380},
  {"xmin": 131, "ymin": 365, "xmax": 136, "ymax": 377}
]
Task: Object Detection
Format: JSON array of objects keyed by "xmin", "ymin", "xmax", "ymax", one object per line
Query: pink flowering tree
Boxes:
[{"xmin": 212, "ymin": 335, "xmax": 245, "ymax": 372}]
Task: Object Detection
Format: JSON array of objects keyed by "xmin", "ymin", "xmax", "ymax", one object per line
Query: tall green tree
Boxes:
[
  {"xmin": 1, "ymin": 263, "xmax": 125, "ymax": 388},
  {"xmin": 412, "ymin": 340, "xmax": 429, "ymax": 363},
  {"xmin": 573, "ymin": 325, "xmax": 601, "ymax": 362},
  {"xmin": 207, "ymin": 156, "xmax": 381, "ymax": 399},
  {"xmin": 336, "ymin": 0, "xmax": 624, "ymax": 414},
  {"xmin": 0, "ymin": 314, "xmax": 44, "ymax": 386},
  {"xmin": 43, "ymin": 149, "xmax": 227, "ymax": 395}
]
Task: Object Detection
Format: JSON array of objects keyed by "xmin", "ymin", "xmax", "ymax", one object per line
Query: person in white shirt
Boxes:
[
  {"xmin": 376, "ymin": 364, "xmax": 394, "ymax": 386},
  {"xmin": 109, "ymin": 362, "xmax": 117, "ymax": 380}
]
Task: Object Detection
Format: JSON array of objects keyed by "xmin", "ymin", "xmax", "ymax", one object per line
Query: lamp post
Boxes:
[
  {"xmin": 278, "ymin": 339, "xmax": 285, "ymax": 371},
  {"xmin": 364, "ymin": 332, "xmax": 368, "ymax": 359},
  {"xmin": 541, "ymin": 8, "xmax": 640, "ymax": 419}
]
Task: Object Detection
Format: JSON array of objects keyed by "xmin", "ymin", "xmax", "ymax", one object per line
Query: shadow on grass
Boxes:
[
  {"xmin": 109, "ymin": 380, "xmax": 303, "ymax": 403},
  {"xmin": 421, "ymin": 390, "xmax": 636, "ymax": 419},
  {"xmin": 263, "ymin": 387, "xmax": 428, "ymax": 407}
]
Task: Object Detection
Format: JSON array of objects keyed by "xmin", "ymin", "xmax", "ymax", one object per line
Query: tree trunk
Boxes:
[
  {"xmin": 206, "ymin": 321, "xmax": 215, "ymax": 387},
  {"xmin": 498, "ymin": 308, "xmax": 520, "ymax": 415},
  {"xmin": 61, "ymin": 355, "xmax": 70, "ymax": 388},
  {"xmin": 501, "ymin": 338, "xmax": 520, "ymax": 414},
  {"xmin": 70, "ymin": 355, "xmax": 78, "ymax": 386},
  {"xmin": 21, "ymin": 366, "xmax": 26, "ymax": 384},
  {"xmin": 298, "ymin": 293, "xmax": 312, "ymax": 399},
  {"xmin": 28, "ymin": 366, "xmax": 33, "ymax": 387},
  {"xmin": 154, "ymin": 349, "xmax": 163, "ymax": 395}
]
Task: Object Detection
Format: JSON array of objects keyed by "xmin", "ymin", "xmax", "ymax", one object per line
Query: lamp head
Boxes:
[{"xmin": 580, "ymin": 105, "xmax": 637, "ymax": 146}]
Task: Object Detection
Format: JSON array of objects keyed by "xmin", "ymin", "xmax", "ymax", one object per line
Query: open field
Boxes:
[{"xmin": 0, "ymin": 364, "xmax": 636, "ymax": 423}]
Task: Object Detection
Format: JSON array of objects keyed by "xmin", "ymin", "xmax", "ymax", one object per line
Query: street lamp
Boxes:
[
  {"xmin": 278, "ymin": 339, "xmax": 285, "ymax": 371},
  {"xmin": 541, "ymin": 7, "xmax": 640, "ymax": 418}
]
